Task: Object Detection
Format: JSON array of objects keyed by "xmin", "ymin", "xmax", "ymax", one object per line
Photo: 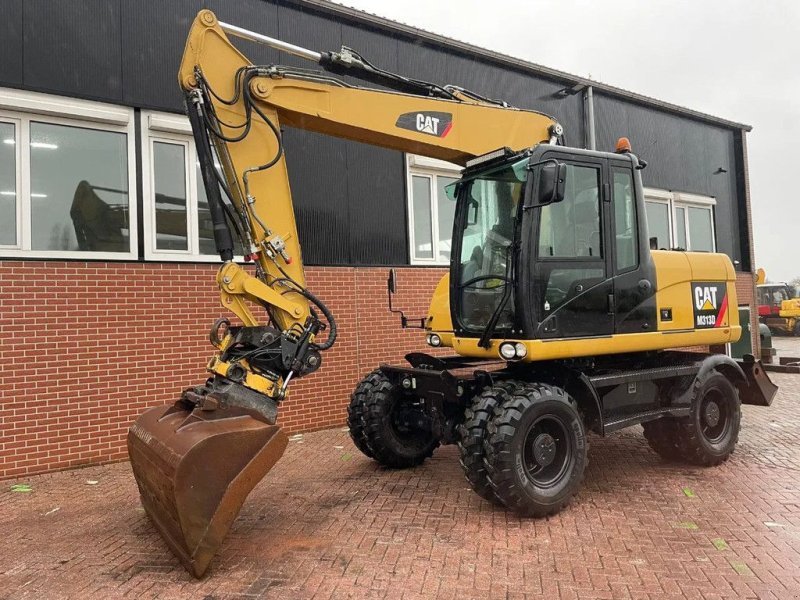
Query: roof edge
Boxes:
[{"xmin": 293, "ymin": 0, "xmax": 752, "ymax": 132}]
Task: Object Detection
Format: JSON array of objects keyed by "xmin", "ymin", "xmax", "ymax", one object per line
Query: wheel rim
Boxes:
[
  {"xmin": 389, "ymin": 392, "xmax": 429, "ymax": 443},
  {"xmin": 522, "ymin": 415, "xmax": 573, "ymax": 488},
  {"xmin": 700, "ymin": 388, "xmax": 730, "ymax": 444}
]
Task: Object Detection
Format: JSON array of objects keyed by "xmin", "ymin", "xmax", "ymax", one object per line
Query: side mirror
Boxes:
[
  {"xmin": 536, "ymin": 161, "xmax": 567, "ymax": 205},
  {"xmin": 385, "ymin": 269, "xmax": 425, "ymax": 329}
]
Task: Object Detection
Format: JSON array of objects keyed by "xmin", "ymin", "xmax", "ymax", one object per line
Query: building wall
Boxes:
[
  {"xmin": 0, "ymin": 0, "xmax": 748, "ymax": 269},
  {"xmin": 736, "ymin": 271, "xmax": 760, "ymax": 355},
  {"xmin": 594, "ymin": 94, "xmax": 745, "ymax": 267},
  {"xmin": 0, "ymin": 261, "xmax": 446, "ymax": 478}
]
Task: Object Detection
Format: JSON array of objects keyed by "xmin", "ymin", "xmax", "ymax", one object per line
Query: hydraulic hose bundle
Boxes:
[{"xmin": 186, "ymin": 67, "xmax": 336, "ymax": 352}]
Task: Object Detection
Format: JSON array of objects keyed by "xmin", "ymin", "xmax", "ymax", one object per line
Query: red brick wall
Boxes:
[
  {"xmin": 735, "ymin": 270, "xmax": 759, "ymax": 355},
  {"xmin": 0, "ymin": 261, "xmax": 446, "ymax": 479},
  {"xmin": 0, "ymin": 262, "xmax": 761, "ymax": 479}
]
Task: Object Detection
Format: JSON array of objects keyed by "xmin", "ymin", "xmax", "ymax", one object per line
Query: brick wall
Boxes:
[
  {"xmin": 0, "ymin": 261, "xmax": 446, "ymax": 479},
  {"xmin": 735, "ymin": 270, "xmax": 760, "ymax": 355},
  {"xmin": 0, "ymin": 262, "xmax": 761, "ymax": 479}
]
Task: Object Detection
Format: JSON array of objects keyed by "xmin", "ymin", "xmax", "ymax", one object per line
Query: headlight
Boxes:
[
  {"xmin": 427, "ymin": 333, "xmax": 442, "ymax": 347},
  {"xmin": 514, "ymin": 342, "xmax": 527, "ymax": 358},
  {"xmin": 499, "ymin": 343, "xmax": 517, "ymax": 360}
]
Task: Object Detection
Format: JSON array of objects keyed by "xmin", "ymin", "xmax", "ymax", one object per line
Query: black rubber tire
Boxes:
[
  {"xmin": 347, "ymin": 370, "xmax": 382, "ymax": 459},
  {"xmin": 361, "ymin": 372, "xmax": 440, "ymax": 468},
  {"xmin": 485, "ymin": 382, "xmax": 587, "ymax": 517},
  {"xmin": 674, "ymin": 371, "xmax": 741, "ymax": 466},
  {"xmin": 642, "ymin": 417, "xmax": 684, "ymax": 461},
  {"xmin": 456, "ymin": 381, "xmax": 517, "ymax": 504}
]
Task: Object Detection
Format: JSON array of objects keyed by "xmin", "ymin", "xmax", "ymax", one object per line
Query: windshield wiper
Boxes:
[{"xmin": 477, "ymin": 241, "xmax": 516, "ymax": 349}]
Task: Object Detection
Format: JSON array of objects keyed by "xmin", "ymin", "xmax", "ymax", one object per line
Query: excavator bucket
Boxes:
[{"xmin": 127, "ymin": 400, "xmax": 288, "ymax": 578}]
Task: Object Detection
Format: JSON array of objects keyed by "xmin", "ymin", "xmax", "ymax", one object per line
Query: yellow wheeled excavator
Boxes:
[{"xmin": 128, "ymin": 10, "xmax": 777, "ymax": 578}]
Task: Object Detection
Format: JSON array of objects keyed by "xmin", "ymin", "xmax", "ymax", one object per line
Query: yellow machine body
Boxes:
[{"xmin": 426, "ymin": 250, "xmax": 739, "ymax": 361}]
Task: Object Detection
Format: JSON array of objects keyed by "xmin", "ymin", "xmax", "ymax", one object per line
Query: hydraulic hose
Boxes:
[{"xmin": 187, "ymin": 91, "xmax": 235, "ymax": 261}]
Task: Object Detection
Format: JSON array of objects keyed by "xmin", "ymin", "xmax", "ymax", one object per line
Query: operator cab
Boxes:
[{"xmin": 449, "ymin": 143, "xmax": 657, "ymax": 347}]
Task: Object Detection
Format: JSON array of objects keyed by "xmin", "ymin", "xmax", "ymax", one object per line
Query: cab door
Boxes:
[
  {"xmin": 609, "ymin": 161, "xmax": 657, "ymax": 334},
  {"xmin": 531, "ymin": 155, "xmax": 614, "ymax": 339}
]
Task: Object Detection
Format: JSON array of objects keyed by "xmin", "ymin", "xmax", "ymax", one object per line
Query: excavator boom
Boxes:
[{"xmin": 128, "ymin": 10, "xmax": 558, "ymax": 577}]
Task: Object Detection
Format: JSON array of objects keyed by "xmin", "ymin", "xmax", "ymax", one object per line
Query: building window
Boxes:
[
  {"xmin": 0, "ymin": 88, "xmax": 137, "ymax": 259},
  {"xmin": 0, "ymin": 119, "xmax": 19, "ymax": 247},
  {"xmin": 142, "ymin": 112, "xmax": 234, "ymax": 261},
  {"xmin": 644, "ymin": 188, "xmax": 716, "ymax": 252},
  {"xmin": 406, "ymin": 154, "xmax": 460, "ymax": 264}
]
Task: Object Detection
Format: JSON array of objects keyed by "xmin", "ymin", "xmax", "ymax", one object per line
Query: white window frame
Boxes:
[
  {"xmin": 673, "ymin": 192, "xmax": 716, "ymax": 252},
  {"xmin": 142, "ymin": 111, "xmax": 234, "ymax": 262},
  {"xmin": 0, "ymin": 87, "xmax": 137, "ymax": 260},
  {"xmin": 0, "ymin": 115, "xmax": 22, "ymax": 250},
  {"xmin": 406, "ymin": 154, "xmax": 461, "ymax": 265},
  {"xmin": 644, "ymin": 187, "xmax": 716, "ymax": 252},
  {"xmin": 643, "ymin": 188, "xmax": 673, "ymax": 251}
]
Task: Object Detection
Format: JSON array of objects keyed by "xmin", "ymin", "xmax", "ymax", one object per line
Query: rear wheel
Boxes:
[
  {"xmin": 361, "ymin": 372, "xmax": 440, "ymax": 468},
  {"xmin": 457, "ymin": 382, "xmax": 517, "ymax": 504},
  {"xmin": 485, "ymin": 383, "xmax": 587, "ymax": 517},
  {"xmin": 674, "ymin": 372, "xmax": 741, "ymax": 466}
]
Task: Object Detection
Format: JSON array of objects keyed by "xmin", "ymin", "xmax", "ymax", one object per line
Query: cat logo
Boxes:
[
  {"xmin": 416, "ymin": 114, "xmax": 440, "ymax": 134},
  {"xmin": 695, "ymin": 286, "xmax": 718, "ymax": 311},
  {"xmin": 691, "ymin": 282, "xmax": 728, "ymax": 329},
  {"xmin": 395, "ymin": 111, "xmax": 453, "ymax": 138}
]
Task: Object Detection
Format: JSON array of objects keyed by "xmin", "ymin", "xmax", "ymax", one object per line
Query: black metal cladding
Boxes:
[
  {"xmin": 732, "ymin": 130, "xmax": 752, "ymax": 272},
  {"xmin": 1, "ymin": 0, "xmax": 23, "ymax": 86},
  {"xmin": 24, "ymin": 0, "xmax": 124, "ymax": 101},
  {"xmin": 120, "ymin": 0, "xmax": 203, "ymax": 112},
  {"xmin": 431, "ymin": 52, "xmax": 585, "ymax": 148},
  {"xmin": 1, "ymin": 0, "xmax": 748, "ymax": 269},
  {"xmin": 206, "ymin": 0, "xmax": 281, "ymax": 66},
  {"xmin": 594, "ymin": 93, "xmax": 742, "ymax": 267},
  {"xmin": 276, "ymin": 2, "xmax": 349, "ymax": 265}
]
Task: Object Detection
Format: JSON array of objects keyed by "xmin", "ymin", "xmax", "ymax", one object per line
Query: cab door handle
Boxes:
[{"xmin": 607, "ymin": 293, "xmax": 615, "ymax": 314}]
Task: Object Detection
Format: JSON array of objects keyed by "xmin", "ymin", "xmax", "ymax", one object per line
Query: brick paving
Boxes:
[
  {"xmin": 772, "ymin": 337, "xmax": 800, "ymax": 363},
  {"xmin": 1, "ymin": 373, "xmax": 800, "ymax": 599}
]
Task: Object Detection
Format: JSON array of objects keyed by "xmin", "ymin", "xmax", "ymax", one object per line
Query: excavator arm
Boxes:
[
  {"xmin": 177, "ymin": 11, "xmax": 560, "ymax": 404},
  {"xmin": 128, "ymin": 10, "xmax": 559, "ymax": 578}
]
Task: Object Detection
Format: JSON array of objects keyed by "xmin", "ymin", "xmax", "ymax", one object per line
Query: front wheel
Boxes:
[
  {"xmin": 360, "ymin": 372, "xmax": 440, "ymax": 468},
  {"xmin": 485, "ymin": 382, "xmax": 587, "ymax": 517},
  {"xmin": 457, "ymin": 382, "xmax": 518, "ymax": 504},
  {"xmin": 347, "ymin": 370, "xmax": 382, "ymax": 458}
]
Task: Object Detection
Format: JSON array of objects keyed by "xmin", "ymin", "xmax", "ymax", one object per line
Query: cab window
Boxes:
[
  {"xmin": 537, "ymin": 164, "xmax": 602, "ymax": 259},
  {"xmin": 612, "ymin": 169, "xmax": 637, "ymax": 271}
]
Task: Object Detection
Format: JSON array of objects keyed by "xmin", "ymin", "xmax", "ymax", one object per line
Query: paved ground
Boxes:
[
  {"xmin": 2, "ymin": 370, "xmax": 800, "ymax": 599},
  {"xmin": 771, "ymin": 336, "xmax": 800, "ymax": 364}
]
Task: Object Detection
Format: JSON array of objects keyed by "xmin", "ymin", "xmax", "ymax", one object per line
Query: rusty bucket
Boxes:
[{"xmin": 128, "ymin": 401, "xmax": 288, "ymax": 577}]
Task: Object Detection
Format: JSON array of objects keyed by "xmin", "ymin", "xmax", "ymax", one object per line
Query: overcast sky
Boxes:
[{"xmin": 333, "ymin": 0, "xmax": 799, "ymax": 282}]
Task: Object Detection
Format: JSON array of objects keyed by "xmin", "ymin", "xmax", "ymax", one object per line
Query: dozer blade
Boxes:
[{"xmin": 127, "ymin": 402, "xmax": 288, "ymax": 578}]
